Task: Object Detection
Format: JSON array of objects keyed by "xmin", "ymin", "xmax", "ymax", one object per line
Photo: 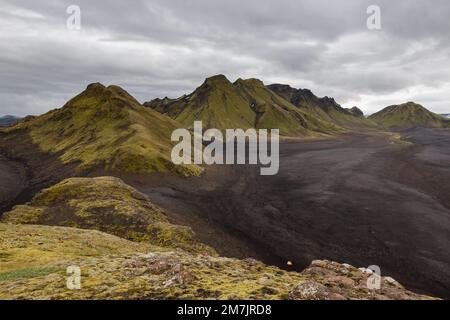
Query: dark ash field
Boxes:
[
  {"xmin": 123, "ymin": 128, "xmax": 450, "ymax": 298},
  {"xmin": 1, "ymin": 128, "xmax": 450, "ymax": 298}
]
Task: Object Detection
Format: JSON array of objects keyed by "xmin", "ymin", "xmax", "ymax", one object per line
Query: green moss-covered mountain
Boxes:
[
  {"xmin": 369, "ymin": 102, "xmax": 450, "ymax": 129},
  {"xmin": 1, "ymin": 83, "xmax": 200, "ymax": 176},
  {"xmin": 268, "ymin": 84, "xmax": 377, "ymax": 129},
  {"xmin": 145, "ymin": 75, "xmax": 255, "ymax": 130},
  {"xmin": 234, "ymin": 78, "xmax": 341, "ymax": 135},
  {"xmin": 144, "ymin": 75, "xmax": 341, "ymax": 137},
  {"xmin": 1, "ymin": 176, "xmax": 213, "ymax": 254}
]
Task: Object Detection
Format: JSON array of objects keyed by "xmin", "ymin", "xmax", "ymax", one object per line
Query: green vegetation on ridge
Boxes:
[
  {"xmin": 268, "ymin": 84, "xmax": 378, "ymax": 129},
  {"xmin": 1, "ymin": 176, "xmax": 213, "ymax": 254},
  {"xmin": 2, "ymin": 83, "xmax": 201, "ymax": 176},
  {"xmin": 234, "ymin": 78, "xmax": 341, "ymax": 135},
  {"xmin": 146, "ymin": 75, "xmax": 256, "ymax": 130},
  {"xmin": 145, "ymin": 75, "xmax": 346, "ymax": 137},
  {"xmin": 0, "ymin": 223, "xmax": 432, "ymax": 300},
  {"xmin": 369, "ymin": 102, "xmax": 450, "ymax": 128},
  {"xmin": 0, "ymin": 223, "xmax": 154, "ymax": 274}
]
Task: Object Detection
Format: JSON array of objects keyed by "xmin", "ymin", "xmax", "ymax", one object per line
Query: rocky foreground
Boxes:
[{"xmin": 0, "ymin": 177, "xmax": 435, "ymax": 300}]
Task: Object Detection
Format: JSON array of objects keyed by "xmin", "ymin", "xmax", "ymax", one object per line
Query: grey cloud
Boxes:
[{"xmin": 1, "ymin": 0, "xmax": 450, "ymax": 116}]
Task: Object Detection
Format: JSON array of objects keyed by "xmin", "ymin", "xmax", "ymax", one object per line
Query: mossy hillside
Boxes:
[
  {"xmin": 0, "ymin": 241, "xmax": 432, "ymax": 300},
  {"xmin": 234, "ymin": 78, "xmax": 342, "ymax": 136},
  {"xmin": 6, "ymin": 83, "xmax": 201, "ymax": 176},
  {"xmin": 1, "ymin": 177, "xmax": 214, "ymax": 255},
  {"xmin": 148, "ymin": 75, "xmax": 256, "ymax": 130},
  {"xmin": 268, "ymin": 84, "xmax": 379, "ymax": 129},
  {"xmin": 145, "ymin": 75, "xmax": 341, "ymax": 137},
  {"xmin": 0, "ymin": 223, "xmax": 154, "ymax": 274},
  {"xmin": 145, "ymin": 97, "xmax": 175, "ymax": 113},
  {"xmin": 0, "ymin": 223, "xmax": 433, "ymax": 299},
  {"xmin": 369, "ymin": 102, "xmax": 450, "ymax": 128},
  {"xmin": 1, "ymin": 222, "xmax": 294, "ymax": 300},
  {"xmin": 1, "ymin": 220, "xmax": 303, "ymax": 300}
]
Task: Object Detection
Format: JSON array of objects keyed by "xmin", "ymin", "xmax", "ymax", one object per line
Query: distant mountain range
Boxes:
[
  {"xmin": 440, "ymin": 113, "xmax": 450, "ymax": 118},
  {"xmin": 144, "ymin": 75, "xmax": 377, "ymax": 136},
  {"xmin": 267, "ymin": 85, "xmax": 375, "ymax": 129},
  {"xmin": 1, "ymin": 75, "xmax": 448, "ymax": 179},
  {"xmin": 0, "ymin": 115, "xmax": 21, "ymax": 127},
  {"xmin": 0, "ymin": 75, "xmax": 447, "ymax": 301}
]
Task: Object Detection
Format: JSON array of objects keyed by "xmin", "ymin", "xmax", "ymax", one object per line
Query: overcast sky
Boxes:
[{"xmin": 1, "ymin": 0, "xmax": 450, "ymax": 116}]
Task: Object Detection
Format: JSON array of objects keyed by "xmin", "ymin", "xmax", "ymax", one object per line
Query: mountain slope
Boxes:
[
  {"xmin": 268, "ymin": 84, "xmax": 377, "ymax": 129},
  {"xmin": 346, "ymin": 107, "xmax": 364, "ymax": 118},
  {"xmin": 233, "ymin": 78, "xmax": 341, "ymax": 135},
  {"xmin": 145, "ymin": 75, "xmax": 341, "ymax": 136},
  {"xmin": 145, "ymin": 75, "xmax": 255, "ymax": 130},
  {"xmin": 1, "ymin": 176, "xmax": 212, "ymax": 254},
  {"xmin": 369, "ymin": 102, "xmax": 450, "ymax": 128},
  {"xmin": 1, "ymin": 83, "xmax": 200, "ymax": 176}
]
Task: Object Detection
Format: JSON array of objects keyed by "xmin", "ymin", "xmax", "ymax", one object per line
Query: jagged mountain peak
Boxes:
[
  {"xmin": 346, "ymin": 106, "xmax": 364, "ymax": 117},
  {"xmin": 86, "ymin": 82, "xmax": 106, "ymax": 90},
  {"xmin": 203, "ymin": 74, "xmax": 232, "ymax": 87},
  {"xmin": 145, "ymin": 76, "xmax": 342, "ymax": 135},
  {"xmin": 234, "ymin": 78, "xmax": 265, "ymax": 88},
  {"xmin": 70, "ymin": 83, "xmax": 141, "ymax": 109},
  {"xmin": 268, "ymin": 83, "xmax": 377, "ymax": 128},
  {"xmin": 145, "ymin": 75, "xmax": 378, "ymax": 133}
]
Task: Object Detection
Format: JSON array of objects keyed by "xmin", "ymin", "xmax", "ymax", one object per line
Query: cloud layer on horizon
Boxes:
[{"xmin": 1, "ymin": 0, "xmax": 450, "ymax": 116}]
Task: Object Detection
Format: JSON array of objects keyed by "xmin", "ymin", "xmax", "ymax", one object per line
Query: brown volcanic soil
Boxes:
[
  {"xmin": 122, "ymin": 129, "xmax": 450, "ymax": 299},
  {"xmin": 1, "ymin": 128, "xmax": 450, "ymax": 298}
]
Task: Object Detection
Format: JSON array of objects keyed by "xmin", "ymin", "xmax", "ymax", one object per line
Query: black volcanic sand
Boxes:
[
  {"xmin": 1, "ymin": 128, "xmax": 449, "ymax": 298},
  {"xmin": 123, "ymin": 128, "xmax": 450, "ymax": 298}
]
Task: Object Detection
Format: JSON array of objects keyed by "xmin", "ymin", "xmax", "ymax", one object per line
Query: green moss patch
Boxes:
[
  {"xmin": 0, "ymin": 267, "xmax": 60, "ymax": 282},
  {"xmin": 1, "ymin": 177, "xmax": 214, "ymax": 255}
]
